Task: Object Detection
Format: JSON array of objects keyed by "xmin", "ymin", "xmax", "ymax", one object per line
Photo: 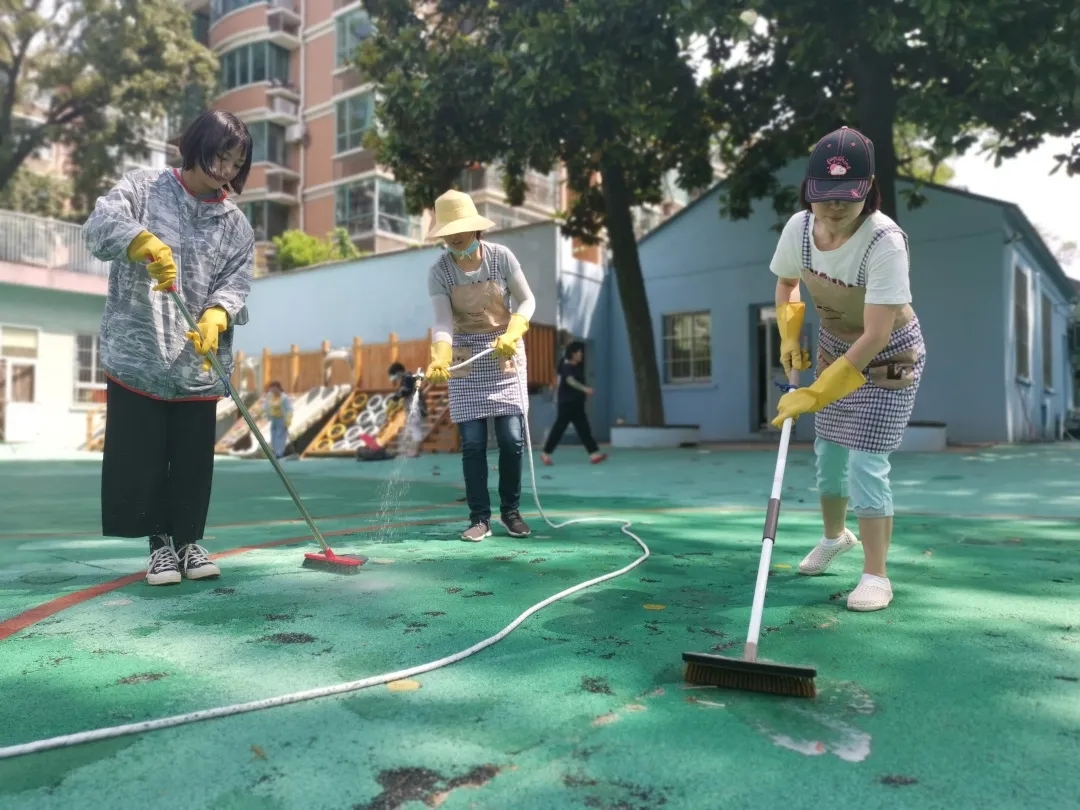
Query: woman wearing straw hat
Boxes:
[{"xmin": 425, "ymin": 189, "xmax": 537, "ymax": 542}]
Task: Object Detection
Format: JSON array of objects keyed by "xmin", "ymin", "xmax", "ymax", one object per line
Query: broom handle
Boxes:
[
  {"xmin": 167, "ymin": 289, "xmax": 331, "ymax": 553},
  {"xmin": 744, "ymin": 366, "xmax": 800, "ymax": 662}
]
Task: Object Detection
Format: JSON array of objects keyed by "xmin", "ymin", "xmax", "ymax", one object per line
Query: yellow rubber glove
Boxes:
[
  {"xmin": 186, "ymin": 306, "xmax": 229, "ymax": 372},
  {"xmin": 492, "ymin": 313, "xmax": 529, "ymax": 359},
  {"xmin": 771, "ymin": 356, "xmax": 866, "ymax": 428},
  {"xmin": 425, "ymin": 341, "xmax": 452, "ymax": 384},
  {"xmin": 776, "ymin": 302, "xmax": 811, "ymax": 374},
  {"xmin": 127, "ymin": 230, "xmax": 177, "ymax": 292}
]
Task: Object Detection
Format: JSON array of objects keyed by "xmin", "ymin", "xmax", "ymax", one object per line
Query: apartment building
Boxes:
[{"xmin": 182, "ymin": 0, "xmax": 701, "ymax": 275}]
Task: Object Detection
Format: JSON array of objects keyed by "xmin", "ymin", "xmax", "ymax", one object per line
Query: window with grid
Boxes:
[
  {"xmin": 74, "ymin": 334, "xmax": 107, "ymax": 404},
  {"xmin": 336, "ymin": 9, "xmax": 373, "ymax": 67},
  {"xmin": 335, "ymin": 93, "xmax": 374, "ymax": 153},
  {"xmin": 1042, "ymin": 294, "xmax": 1054, "ymax": 387},
  {"xmin": 242, "ymin": 201, "xmax": 291, "ymax": 242},
  {"xmin": 376, "ymin": 180, "xmax": 411, "ymax": 236},
  {"xmin": 210, "ymin": 0, "xmax": 261, "ymax": 24},
  {"xmin": 662, "ymin": 312, "xmax": 712, "ymax": 384},
  {"xmin": 1014, "ymin": 264, "xmax": 1031, "ymax": 380},
  {"xmin": 248, "ymin": 121, "xmax": 287, "ymax": 165},
  {"xmin": 219, "ymin": 42, "xmax": 290, "ymax": 92},
  {"xmin": 335, "ymin": 177, "xmax": 376, "ymax": 235}
]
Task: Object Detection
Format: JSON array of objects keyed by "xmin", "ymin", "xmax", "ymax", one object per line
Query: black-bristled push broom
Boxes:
[{"xmin": 683, "ymin": 369, "xmax": 817, "ymax": 697}]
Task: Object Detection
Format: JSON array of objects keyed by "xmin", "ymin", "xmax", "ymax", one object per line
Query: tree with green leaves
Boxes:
[
  {"xmin": 0, "ymin": 0, "xmax": 217, "ymax": 213},
  {"xmin": 0, "ymin": 166, "xmax": 73, "ymax": 219},
  {"xmin": 271, "ymin": 227, "xmax": 364, "ymax": 272},
  {"xmin": 357, "ymin": 0, "xmax": 749, "ymax": 427},
  {"xmin": 708, "ymin": 1, "xmax": 1080, "ymax": 224}
]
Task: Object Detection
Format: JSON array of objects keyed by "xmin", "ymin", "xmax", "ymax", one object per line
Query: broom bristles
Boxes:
[{"xmin": 682, "ymin": 652, "xmax": 817, "ymax": 698}]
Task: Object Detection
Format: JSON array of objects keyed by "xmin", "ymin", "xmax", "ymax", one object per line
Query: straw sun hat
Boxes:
[{"xmin": 427, "ymin": 189, "xmax": 495, "ymax": 240}]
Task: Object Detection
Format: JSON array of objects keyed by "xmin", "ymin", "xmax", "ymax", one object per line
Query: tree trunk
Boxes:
[
  {"xmin": 852, "ymin": 50, "xmax": 899, "ymax": 222},
  {"xmin": 599, "ymin": 160, "xmax": 666, "ymax": 427}
]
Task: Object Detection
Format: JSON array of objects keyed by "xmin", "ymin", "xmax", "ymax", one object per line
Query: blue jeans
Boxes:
[
  {"xmin": 269, "ymin": 417, "xmax": 289, "ymax": 458},
  {"xmin": 459, "ymin": 415, "xmax": 524, "ymax": 524},
  {"xmin": 814, "ymin": 437, "xmax": 893, "ymax": 518}
]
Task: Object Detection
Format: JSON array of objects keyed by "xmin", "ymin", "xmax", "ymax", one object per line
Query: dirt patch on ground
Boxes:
[
  {"xmin": 258, "ymin": 633, "xmax": 316, "ymax": 644},
  {"xmin": 352, "ymin": 764, "xmax": 501, "ymax": 810},
  {"xmin": 117, "ymin": 672, "xmax": 167, "ymax": 685},
  {"xmin": 581, "ymin": 676, "xmax": 615, "ymax": 695}
]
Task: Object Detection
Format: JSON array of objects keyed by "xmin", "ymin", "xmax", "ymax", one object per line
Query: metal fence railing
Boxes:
[{"xmin": 0, "ymin": 209, "xmax": 110, "ymax": 276}]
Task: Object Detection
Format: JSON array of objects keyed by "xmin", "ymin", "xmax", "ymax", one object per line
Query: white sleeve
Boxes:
[
  {"xmin": 769, "ymin": 213, "xmax": 805, "ymax": 279},
  {"xmin": 431, "ymin": 294, "xmax": 453, "ymax": 345},
  {"xmin": 501, "ymin": 248, "xmax": 537, "ymax": 321},
  {"xmin": 864, "ymin": 232, "xmax": 912, "ymax": 305}
]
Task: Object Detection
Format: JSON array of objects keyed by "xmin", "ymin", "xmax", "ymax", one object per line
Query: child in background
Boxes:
[
  {"xmin": 82, "ymin": 110, "xmax": 255, "ymax": 587},
  {"xmin": 388, "ymin": 361, "xmax": 428, "ymax": 457},
  {"xmin": 541, "ymin": 340, "xmax": 607, "ymax": 465},
  {"xmin": 263, "ymin": 380, "xmax": 293, "ymax": 458}
]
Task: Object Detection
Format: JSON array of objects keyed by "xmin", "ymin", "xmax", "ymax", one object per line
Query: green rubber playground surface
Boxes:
[{"xmin": 1, "ymin": 443, "xmax": 1078, "ymax": 809}]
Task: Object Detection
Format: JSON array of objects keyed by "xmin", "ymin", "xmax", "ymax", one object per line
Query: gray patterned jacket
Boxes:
[{"xmin": 83, "ymin": 169, "xmax": 254, "ymax": 400}]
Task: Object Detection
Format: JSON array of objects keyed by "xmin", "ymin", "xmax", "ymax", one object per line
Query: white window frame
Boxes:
[
  {"xmin": 0, "ymin": 323, "xmax": 41, "ymax": 405},
  {"xmin": 661, "ymin": 311, "xmax": 712, "ymax": 385},
  {"xmin": 1013, "ymin": 262, "xmax": 1033, "ymax": 382},
  {"xmin": 74, "ymin": 333, "xmax": 107, "ymax": 407}
]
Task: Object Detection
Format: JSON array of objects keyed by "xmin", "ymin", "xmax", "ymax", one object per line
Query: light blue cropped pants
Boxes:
[{"xmin": 814, "ymin": 437, "xmax": 893, "ymax": 518}]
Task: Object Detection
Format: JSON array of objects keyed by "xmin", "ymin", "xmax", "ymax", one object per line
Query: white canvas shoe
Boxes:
[
  {"xmin": 847, "ymin": 574, "xmax": 894, "ymax": 611},
  {"xmin": 797, "ymin": 527, "xmax": 859, "ymax": 575}
]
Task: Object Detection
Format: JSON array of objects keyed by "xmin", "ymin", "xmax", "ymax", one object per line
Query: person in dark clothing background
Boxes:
[{"xmin": 541, "ymin": 341, "xmax": 607, "ymax": 466}]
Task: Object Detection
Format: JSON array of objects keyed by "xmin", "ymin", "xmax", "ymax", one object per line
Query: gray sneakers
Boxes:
[{"xmin": 461, "ymin": 521, "xmax": 492, "ymax": 542}]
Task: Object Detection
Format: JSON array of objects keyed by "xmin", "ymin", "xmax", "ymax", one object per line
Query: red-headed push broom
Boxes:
[
  {"xmin": 683, "ymin": 368, "xmax": 817, "ymax": 697},
  {"xmin": 168, "ymin": 287, "xmax": 366, "ymax": 574}
]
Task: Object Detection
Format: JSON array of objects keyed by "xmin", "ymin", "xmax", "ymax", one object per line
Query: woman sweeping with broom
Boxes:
[
  {"xmin": 769, "ymin": 126, "xmax": 927, "ymax": 612},
  {"xmin": 423, "ymin": 190, "xmax": 537, "ymax": 542},
  {"xmin": 83, "ymin": 110, "xmax": 255, "ymax": 586}
]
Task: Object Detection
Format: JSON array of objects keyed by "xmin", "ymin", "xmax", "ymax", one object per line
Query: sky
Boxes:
[{"xmin": 947, "ymin": 137, "xmax": 1080, "ymax": 280}]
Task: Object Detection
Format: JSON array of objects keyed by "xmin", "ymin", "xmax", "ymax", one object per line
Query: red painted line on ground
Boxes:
[{"xmin": 0, "ymin": 515, "xmax": 455, "ymax": 643}]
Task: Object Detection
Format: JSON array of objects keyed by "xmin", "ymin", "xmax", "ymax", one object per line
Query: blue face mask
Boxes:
[{"xmin": 448, "ymin": 239, "xmax": 479, "ymax": 260}]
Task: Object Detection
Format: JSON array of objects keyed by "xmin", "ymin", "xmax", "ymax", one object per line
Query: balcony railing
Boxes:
[{"xmin": 0, "ymin": 209, "xmax": 110, "ymax": 277}]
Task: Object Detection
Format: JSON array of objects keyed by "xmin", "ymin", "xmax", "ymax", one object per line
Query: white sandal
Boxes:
[
  {"xmin": 797, "ymin": 527, "xmax": 859, "ymax": 575},
  {"xmin": 846, "ymin": 575, "xmax": 893, "ymax": 612}
]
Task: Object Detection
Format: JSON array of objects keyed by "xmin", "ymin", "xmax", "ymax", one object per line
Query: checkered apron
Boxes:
[
  {"xmin": 443, "ymin": 244, "xmax": 529, "ymax": 424},
  {"xmin": 799, "ymin": 212, "xmax": 927, "ymax": 454}
]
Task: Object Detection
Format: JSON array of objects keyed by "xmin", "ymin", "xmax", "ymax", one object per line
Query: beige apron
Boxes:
[
  {"xmin": 448, "ymin": 278, "xmax": 517, "ymax": 379},
  {"xmin": 801, "ymin": 269, "xmax": 919, "ymax": 390},
  {"xmin": 439, "ymin": 244, "xmax": 528, "ymax": 424}
]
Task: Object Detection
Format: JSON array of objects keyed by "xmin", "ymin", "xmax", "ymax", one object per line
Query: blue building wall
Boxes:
[
  {"xmin": 1004, "ymin": 235, "xmax": 1075, "ymax": 440},
  {"xmin": 602, "ymin": 177, "xmax": 1077, "ymax": 445}
]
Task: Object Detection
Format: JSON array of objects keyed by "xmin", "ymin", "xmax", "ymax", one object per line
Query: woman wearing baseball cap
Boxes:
[{"xmin": 768, "ymin": 126, "xmax": 927, "ymax": 612}]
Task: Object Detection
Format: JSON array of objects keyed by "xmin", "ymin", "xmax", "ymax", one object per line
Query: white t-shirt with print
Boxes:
[{"xmin": 769, "ymin": 210, "xmax": 912, "ymax": 306}]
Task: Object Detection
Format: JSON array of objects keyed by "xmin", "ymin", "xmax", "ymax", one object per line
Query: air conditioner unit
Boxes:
[{"xmin": 285, "ymin": 124, "xmax": 305, "ymax": 143}]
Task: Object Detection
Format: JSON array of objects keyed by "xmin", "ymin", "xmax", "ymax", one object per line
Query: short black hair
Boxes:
[
  {"xmin": 799, "ymin": 176, "xmax": 882, "ymax": 213},
  {"xmin": 179, "ymin": 110, "xmax": 253, "ymax": 194},
  {"xmin": 564, "ymin": 340, "xmax": 585, "ymax": 359},
  {"xmin": 388, "ymin": 362, "xmax": 406, "ymax": 376},
  {"xmin": 267, "ymin": 379, "xmax": 282, "ymax": 390}
]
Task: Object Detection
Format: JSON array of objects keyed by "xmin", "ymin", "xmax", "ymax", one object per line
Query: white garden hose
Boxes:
[{"xmin": 0, "ymin": 348, "xmax": 649, "ymax": 760}]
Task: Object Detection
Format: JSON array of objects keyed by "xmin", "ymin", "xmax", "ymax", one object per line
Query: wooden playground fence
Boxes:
[{"xmin": 233, "ymin": 323, "xmax": 558, "ymax": 394}]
